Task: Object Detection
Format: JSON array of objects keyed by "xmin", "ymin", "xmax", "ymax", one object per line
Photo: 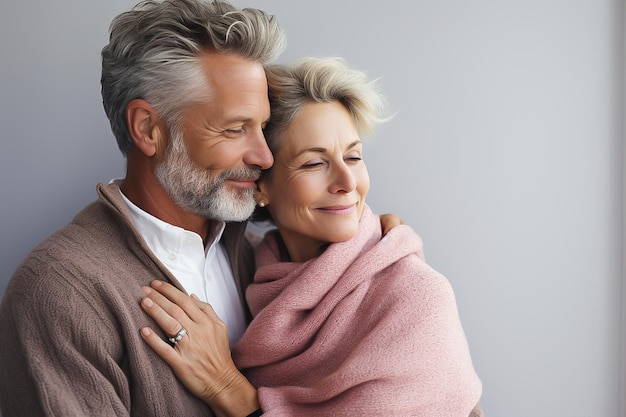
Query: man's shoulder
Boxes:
[
  {"xmin": 28, "ymin": 199, "xmax": 120, "ymax": 256},
  {"xmin": 6, "ymin": 197, "xmax": 134, "ymax": 296}
]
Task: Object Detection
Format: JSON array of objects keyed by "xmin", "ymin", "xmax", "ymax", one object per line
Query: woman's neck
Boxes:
[{"xmin": 276, "ymin": 231, "xmax": 329, "ymax": 263}]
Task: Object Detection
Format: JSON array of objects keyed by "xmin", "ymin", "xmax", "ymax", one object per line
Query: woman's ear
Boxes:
[
  {"xmin": 255, "ymin": 180, "xmax": 270, "ymax": 207},
  {"xmin": 126, "ymin": 99, "xmax": 166, "ymax": 158}
]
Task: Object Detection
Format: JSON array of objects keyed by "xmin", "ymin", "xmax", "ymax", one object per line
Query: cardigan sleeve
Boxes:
[{"xmin": 0, "ymin": 261, "xmax": 132, "ymax": 416}]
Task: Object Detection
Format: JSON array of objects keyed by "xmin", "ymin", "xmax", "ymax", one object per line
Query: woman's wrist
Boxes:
[{"xmin": 207, "ymin": 371, "xmax": 260, "ymax": 417}]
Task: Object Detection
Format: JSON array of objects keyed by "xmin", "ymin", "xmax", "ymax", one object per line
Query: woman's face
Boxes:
[{"xmin": 257, "ymin": 101, "xmax": 370, "ymax": 262}]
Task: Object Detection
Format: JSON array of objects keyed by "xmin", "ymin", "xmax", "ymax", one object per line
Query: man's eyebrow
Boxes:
[
  {"xmin": 221, "ymin": 116, "xmax": 251, "ymax": 124},
  {"xmin": 219, "ymin": 112, "xmax": 270, "ymax": 125}
]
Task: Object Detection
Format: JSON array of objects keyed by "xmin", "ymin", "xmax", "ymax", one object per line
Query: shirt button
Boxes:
[
  {"xmin": 186, "ymin": 236, "xmax": 195, "ymax": 244},
  {"xmin": 169, "ymin": 253, "xmax": 177, "ymax": 261}
]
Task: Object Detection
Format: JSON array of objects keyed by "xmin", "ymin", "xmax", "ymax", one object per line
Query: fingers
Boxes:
[
  {"xmin": 140, "ymin": 326, "xmax": 180, "ymax": 361},
  {"xmin": 380, "ymin": 213, "xmax": 404, "ymax": 236},
  {"xmin": 150, "ymin": 280, "xmax": 187, "ymax": 302},
  {"xmin": 140, "ymin": 281, "xmax": 226, "ymax": 341},
  {"xmin": 140, "ymin": 291, "xmax": 185, "ymax": 338},
  {"xmin": 190, "ymin": 293, "xmax": 222, "ymax": 323},
  {"xmin": 151, "ymin": 280, "xmax": 198, "ymax": 315},
  {"xmin": 150, "ymin": 280, "xmax": 215, "ymax": 323},
  {"xmin": 148, "ymin": 280, "xmax": 222, "ymax": 324}
]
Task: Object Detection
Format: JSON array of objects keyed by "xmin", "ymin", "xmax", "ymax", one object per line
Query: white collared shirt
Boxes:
[{"xmin": 117, "ymin": 186, "xmax": 247, "ymax": 346}]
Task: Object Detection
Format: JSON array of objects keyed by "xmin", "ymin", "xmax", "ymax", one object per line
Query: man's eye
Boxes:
[{"xmin": 226, "ymin": 129, "xmax": 244, "ymax": 135}]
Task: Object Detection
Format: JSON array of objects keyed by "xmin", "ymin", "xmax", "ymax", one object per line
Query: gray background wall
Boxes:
[{"xmin": 1, "ymin": 1, "xmax": 624, "ymax": 416}]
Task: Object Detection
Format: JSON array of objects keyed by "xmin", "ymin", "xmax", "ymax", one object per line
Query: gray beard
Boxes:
[{"xmin": 154, "ymin": 130, "xmax": 259, "ymax": 222}]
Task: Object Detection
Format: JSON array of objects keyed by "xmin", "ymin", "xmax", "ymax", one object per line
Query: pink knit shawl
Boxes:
[{"xmin": 232, "ymin": 205, "xmax": 482, "ymax": 416}]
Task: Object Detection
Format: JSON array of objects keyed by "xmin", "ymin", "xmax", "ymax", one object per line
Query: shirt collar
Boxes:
[{"xmin": 112, "ymin": 179, "xmax": 226, "ymax": 255}]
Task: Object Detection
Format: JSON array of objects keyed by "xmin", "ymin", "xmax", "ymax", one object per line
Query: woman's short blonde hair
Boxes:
[{"xmin": 263, "ymin": 57, "xmax": 389, "ymax": 156}]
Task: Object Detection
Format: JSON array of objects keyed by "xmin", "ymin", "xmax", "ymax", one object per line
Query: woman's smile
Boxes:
[{"xmin": 316, "ymin": 204, "xmax": 358, "ymax": 215}]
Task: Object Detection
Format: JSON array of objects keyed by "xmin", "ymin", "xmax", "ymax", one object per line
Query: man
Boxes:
[
  {"xmin": 0, "ymin": 1, "xmax": 400, "ymax": 416},
  {"xmin": 0, "ymin": 1, "xmax": 285, "ymax": 415}
]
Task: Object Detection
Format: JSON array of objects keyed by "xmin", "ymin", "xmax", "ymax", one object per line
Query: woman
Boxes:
[{"xmin": 140, "ymin": 57, "xmax": 483, "ymax": 416}]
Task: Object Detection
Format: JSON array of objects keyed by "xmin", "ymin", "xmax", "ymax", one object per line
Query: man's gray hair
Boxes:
[{"xmin": 101, "ymin": 0, "xmax": 286, "ymax": 156}]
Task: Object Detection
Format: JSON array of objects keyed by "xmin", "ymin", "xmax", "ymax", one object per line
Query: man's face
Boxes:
[{"xmin": 155, "ymin": 52, "xmax": 273, "ymax": 222}]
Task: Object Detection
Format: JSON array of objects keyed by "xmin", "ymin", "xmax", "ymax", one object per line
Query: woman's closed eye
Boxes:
[
  {"xmin": 345, "ymin": 151, "xmax": 363, "ymax": 164},
  {"xmin": 301, "ymin": 158, "xmax": 325, "ymax": 168}
]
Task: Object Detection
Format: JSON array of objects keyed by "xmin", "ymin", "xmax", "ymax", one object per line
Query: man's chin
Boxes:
[{"xmin": 207, "ymin": 197, "xmax": 256, "ymax": 222}]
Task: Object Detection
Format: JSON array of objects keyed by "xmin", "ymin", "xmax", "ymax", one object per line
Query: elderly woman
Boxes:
[{"xmin": 140, "ymin": 57, "xmax": 483, "ymax": 416}]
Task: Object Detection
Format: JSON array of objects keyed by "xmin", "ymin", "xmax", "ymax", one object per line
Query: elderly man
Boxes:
[
  {"xmin": 0, "ymin": 1, "xmax": 403, "ymax": 416},
  {"xmin": 0, "ymin": 1, "xmax": 285, "ymax": 415}
]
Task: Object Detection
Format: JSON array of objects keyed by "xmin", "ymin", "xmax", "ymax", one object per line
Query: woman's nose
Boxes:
[{"xmin": 329, "ymin": 163, "xmax": 357, "ymax": 193}]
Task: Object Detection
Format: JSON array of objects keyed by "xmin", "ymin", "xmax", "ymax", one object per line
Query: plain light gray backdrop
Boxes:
[{"xmin": 1, "ymin": 1, "xmax": 624, "ymax": 416}]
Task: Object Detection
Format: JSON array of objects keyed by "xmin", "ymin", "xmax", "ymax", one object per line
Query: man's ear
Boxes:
[{"xmin": 126, "ymin": 99, "xmax": 166, "ymax": 158}]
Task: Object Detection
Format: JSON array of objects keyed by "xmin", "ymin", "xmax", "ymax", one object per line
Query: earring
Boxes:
[{"xmin": 258, "ymin": 201, "xmax": 266, "ymax": 208}]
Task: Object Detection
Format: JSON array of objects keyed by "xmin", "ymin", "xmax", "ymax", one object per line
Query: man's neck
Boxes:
[{"xmin": 120, "ymin": 176, "xmax": 211, "ymax": 242}]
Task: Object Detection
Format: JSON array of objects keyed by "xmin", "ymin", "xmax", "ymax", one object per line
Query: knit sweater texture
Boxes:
[
  {"xmin": 234, "ymin": 205, "xmax": 483, "ymax": 416},
  {"xmin": 0, "ymin": 183, "xmax": 255, "ymax": 417}
]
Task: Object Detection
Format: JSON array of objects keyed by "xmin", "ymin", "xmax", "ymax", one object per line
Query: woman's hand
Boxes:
[{"xmin": 139, "ymin": 280, "xmax": 259, "ymax": 417}]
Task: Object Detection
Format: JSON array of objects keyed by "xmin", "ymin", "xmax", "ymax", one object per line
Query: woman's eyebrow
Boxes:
[{"xmin": 294, "ymin": 140, "xmax": 362, "ymax": 157}]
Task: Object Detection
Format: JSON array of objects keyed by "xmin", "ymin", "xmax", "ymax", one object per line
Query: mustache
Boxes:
[{"xmin": 219, "ymin": 167, "xmax": 262, "ymax": 182}]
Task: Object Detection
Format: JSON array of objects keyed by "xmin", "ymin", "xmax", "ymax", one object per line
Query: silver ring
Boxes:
[{"xmin": 167, "ymin": 328, "xmax": 187, "ymax": 346}]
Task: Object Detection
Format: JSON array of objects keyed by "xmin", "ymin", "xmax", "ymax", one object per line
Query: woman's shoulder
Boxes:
[{"xmin": 374, "ymin": 249, "xmax": 456, "ymax": 307}]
